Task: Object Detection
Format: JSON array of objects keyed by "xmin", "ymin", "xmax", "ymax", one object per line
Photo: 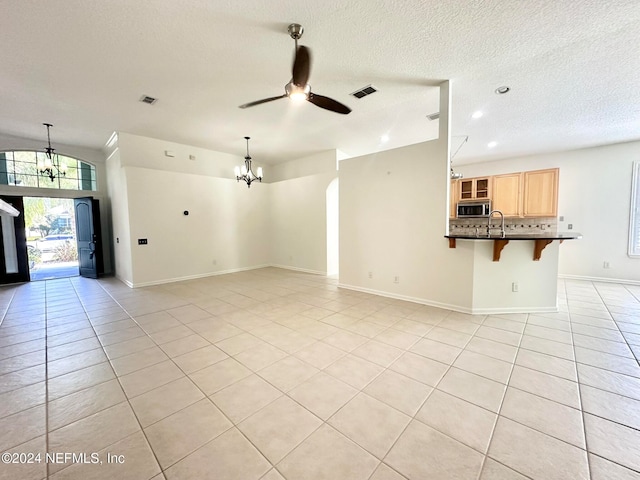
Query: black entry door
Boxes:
[
  {"xmin": 74, "ymin": 197, "xmax": 103, "ymax": 279},
  {"xmin": 0, "ymin": 196, "xmax": 30, "ymax": 284}
]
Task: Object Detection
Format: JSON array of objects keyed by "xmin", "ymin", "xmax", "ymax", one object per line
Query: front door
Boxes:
[
  {"xmin": 0, "ymin": 196, "xmax": 30, "ymax": 284},
  {"xmin": 74, "ymin": 197, "xmax": 103, "ymax": 279}
]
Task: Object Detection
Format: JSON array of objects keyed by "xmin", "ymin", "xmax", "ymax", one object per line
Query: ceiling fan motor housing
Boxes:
[{"xmin": 288, "ymin": 23, "xmax": 304, "ymax": 40}]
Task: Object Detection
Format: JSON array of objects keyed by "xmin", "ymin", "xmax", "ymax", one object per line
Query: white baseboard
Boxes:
[
  {"xmin": 559, "ymin": 274, "xmax": 640, "ymax": 286},
  {"xmin": 269, "ymin": 264, "xmax": 326, "ymax": 275},
  {"xmin": 338, "ymin": 283, "xmax": 559, "ymax": 315},
  {"xmin": 116, "ymin": 275, "xmax": 134, "ymax": 288},
  {"xmin": 129, "ymin": 264, "xmax": 271, "ymax": 288}
]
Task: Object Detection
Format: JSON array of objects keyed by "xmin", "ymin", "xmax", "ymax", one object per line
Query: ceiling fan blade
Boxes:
[
  {"xmin": 239, "ymin": 94, "xmax": 287, "ymax": 109},
  {"xmin": 292, "ymin": 46, "xmax": 311, "ymax": 87},
  {"xmin": 307, "ymin": 93, "xmax": 351, "ymax": 114}
]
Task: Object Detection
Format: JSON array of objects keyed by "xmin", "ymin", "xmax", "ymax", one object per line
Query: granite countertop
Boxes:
[{"xmin": 445, "ymin": 232, "xmax": 582, "ymax": 240}]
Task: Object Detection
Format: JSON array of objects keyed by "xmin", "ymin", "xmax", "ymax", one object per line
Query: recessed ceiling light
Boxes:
[
  {"xmin": 471, "ymin": 111, "xmax": 483, "ymax": 119},
  {"xmin": 381, "ymin": 134, "xmax": 390, "ymax": 143},
  {"xmin": 487, "ymin": 141, "xmax": 498, "ymax": 148},
  {"xmin": 495, "ymin": 86, "xmax": 510, "ymax": 95}
]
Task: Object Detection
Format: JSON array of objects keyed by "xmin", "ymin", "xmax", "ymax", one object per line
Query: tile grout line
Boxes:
[
  {"xmin": 595, "ymin": 283, "xmax": 640, "ymax": 368},
  {"xmin": 85, "ymin": 278, "xmax": 283, "ymax": 479},
  {"xmin": 17, "ymin": 273, "xmax": 637, "ymax": 480},
  {"xmin": 363, "ymin": 311, "xmax": 485, "ymax": 479},
  {"xmin": 44, "ymin": 280, "xmax": 52, "ymax": 480},
  {"xmin": 566, "ymin": 280, "xmax": 593, "ymax": 480},
  {"xmin": 474, "ymin": 311, "xmax": 532, "ymax": 480},
  {"xmin": 58, "ymin": 277, "xmax": 167, "ymax": 480}
]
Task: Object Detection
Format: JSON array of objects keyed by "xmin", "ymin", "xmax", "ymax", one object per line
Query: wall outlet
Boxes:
[
  {"xmin": 368, "ymin": 271, "xmax": 373, "ymax": 279},
  {"xmin": 512, "ymin": 282, "xmax": 519, "ymax": 292},
  {"xmin": 138, "ymin": 238, "xmax": 148, "ymax": 245},
  {"xmin": 394, "ymin": 276, "xmax": 400, "ymax": 284},
  {"xmin": 603, "ymin": 261, "xmax": 610, "ymax": 269},
  {"xmin": 568, "ymin": 224, "xmax": 573, "ymax": 230}
]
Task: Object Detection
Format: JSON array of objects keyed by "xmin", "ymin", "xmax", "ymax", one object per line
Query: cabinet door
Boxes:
[
  {"xmin": 523, "ymin": 168, "xmax": 558, "ymax": 217},
  {"xmin": 450, "ymin": 180, "xmax": 459, "ymax": 218},
  {"xmin": 459, "ymin": 180, "xmax": 473, "ymax": 200},
  {"xmin": 492, "ymin": 173, "xmax": 522, "ymax": 217},
  {"xmin": 475, "ymin": 178, "xmax": 490, "ymax": 199}
]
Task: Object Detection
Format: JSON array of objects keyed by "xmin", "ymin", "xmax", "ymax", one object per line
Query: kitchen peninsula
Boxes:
[{"xmin": 445, "ymin": 231, "xmax": 582, "ymax": 261}]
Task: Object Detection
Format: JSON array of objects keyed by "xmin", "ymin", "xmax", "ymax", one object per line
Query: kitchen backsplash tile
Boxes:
[{"xmin": 449, "ymin": 217, "xmax": 557, "ymax": 235}]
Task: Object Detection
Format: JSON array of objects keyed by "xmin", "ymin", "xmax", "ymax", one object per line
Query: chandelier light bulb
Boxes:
[{"xmin": 257, "ymin": 167, "xmax": 263, "ymax": 178}]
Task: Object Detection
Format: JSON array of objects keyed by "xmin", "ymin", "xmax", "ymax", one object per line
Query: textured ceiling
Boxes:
[{"xmin": 1, "ymin": 0, "xmax": 639, "ymax": 165}]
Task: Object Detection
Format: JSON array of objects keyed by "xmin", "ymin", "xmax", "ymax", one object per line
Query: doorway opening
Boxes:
[{"xmin": 24, "ymin": 197, "xmax": 79, "ymax": 281}]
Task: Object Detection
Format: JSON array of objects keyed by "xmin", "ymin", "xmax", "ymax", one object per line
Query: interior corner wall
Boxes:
[
  {"xmin": 105, "ymin": 147, "xmax": 133, "ymax": 285},
  {"xmin": 269, "ymin": 171, "xmax": 337, "ymax": 274},
  {"xmin": 108, "ymin": 133, "xmax": 270, "ymax": 287},
  {"xmin": 124, "ymin": 167, "xmax": 269, "ymax": 286},
  {"xmin": 338, "ymin": 140, "xmax": 475, "ymax": 311},
  {"xmin": 456, "ymin": 140, "xmax": 640, "ymax": 283},
  {"xmin": 268, "ymin": 150, "xmax": 338, "ymax": 274}
]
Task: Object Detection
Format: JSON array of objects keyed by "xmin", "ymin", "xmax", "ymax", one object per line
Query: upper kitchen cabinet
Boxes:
[
  {"xmin": 459, "ymin": 177, "xmax": 490, "ymax": 201},
  {"xmin": 492, "ymin": 173, "xmax": 523, "ymax": 217},
  {"xmin": 523, "ymin": 168, "xmax": 559, "ymax": 217},
  {"xmin": 450, "ymin": 180, "xmax": 459, "ymax": 218}
]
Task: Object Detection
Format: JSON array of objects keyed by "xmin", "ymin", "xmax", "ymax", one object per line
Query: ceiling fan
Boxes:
[{"xmin": 239, "ymin": 23, "xmax": 351, "ymax": 115}]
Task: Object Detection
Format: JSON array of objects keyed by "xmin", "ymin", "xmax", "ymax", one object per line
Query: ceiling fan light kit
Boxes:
[
  {"xmin": 235, "ymin": 137, "xmax": 263, "ymax": 188},
  {"xmin": 239, "ymin": 23, "xmax": 352, "ymax": 115}
]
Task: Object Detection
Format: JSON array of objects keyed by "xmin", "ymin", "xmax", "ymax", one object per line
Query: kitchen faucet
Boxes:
[{"xmin": 487, "ymin": 210, "xmax": 506, "ymax": 238}]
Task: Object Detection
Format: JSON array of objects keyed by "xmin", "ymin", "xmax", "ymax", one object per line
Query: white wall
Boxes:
[
  {"xmin": 339, "ymin": 82, "xmax": 478, "ymax": 310},
  {"xmin": 457, "ymin": 140, "xmax": 640, "ymax": 283},
  {"xmin": 471, "ymin": 240, "xmax": 559, "ymax": 312},
  {"xmin": 269, "ymin": 150, "xmax": 337, "ymax": 274},
  {"xmin": 0, "ymin": 132, "xmax": 113, "ymax": 274},
  {"xmin": 117, "ymin": 132, "xmax": 242, "ymax": 179},
  {"xmin": 124, "ymin": 167, "xmax": 269, "ymax": 286},
  {"xmin": 108, "ymin": 133, "xmax": 270, "ymax": 287},
  {"xmin": 339, "ymin": 139, "xmax": 477, "ymax": 310},
  {"xmin": 105, "ymin": 147, "xmax": 133, "ymax": 285}
]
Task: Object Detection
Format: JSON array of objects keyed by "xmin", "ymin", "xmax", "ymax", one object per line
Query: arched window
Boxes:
[{"xmin": 0, "ymin": 151, "xmax": 96, "ymax": 191}]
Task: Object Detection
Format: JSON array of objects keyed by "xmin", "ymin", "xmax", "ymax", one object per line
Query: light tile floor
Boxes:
[{"xmin": 1, "ymin": 267, "xmax": 640, "ymax": 479}]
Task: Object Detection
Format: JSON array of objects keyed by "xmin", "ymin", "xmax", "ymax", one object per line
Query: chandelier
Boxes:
[
  {"xmin": 39, "ymin": 123, "xmax": 67, "ymax": 182},
  {"xmin": 234, "ymin": 136, "xmax": 263, "ymax": 188}
]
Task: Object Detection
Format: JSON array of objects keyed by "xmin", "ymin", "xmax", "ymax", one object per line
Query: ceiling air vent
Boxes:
[
  {"xmin": 350, "ymin": 84, "xmax": 378, "ymax": 99},
  {"xmin": 139, "ymin": 95, "xmax": 158, "ymax": 105},
  {"xmin": 426, "ymin": 112, "xmax": 440, "ymax": 121}
]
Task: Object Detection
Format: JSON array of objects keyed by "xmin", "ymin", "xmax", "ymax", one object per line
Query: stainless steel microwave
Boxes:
[{"xmin": 457, "ymin": 201, "xmax": 491, "ymax": 218}]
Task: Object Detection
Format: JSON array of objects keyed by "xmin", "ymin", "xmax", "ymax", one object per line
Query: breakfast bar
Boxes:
[{"xmin": 445, "ymin": 232, "xmax": 582, "ymax": 261}]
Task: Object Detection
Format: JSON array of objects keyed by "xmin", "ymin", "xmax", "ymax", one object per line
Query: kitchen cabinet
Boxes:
[
  {"xmin": 523, "ymin": 168, "xmax": 558, "ymax": 217},
  {"xmin": 492, "ymin": 173, "xmax": 522, "ymax": 217},
  {"xmin": 450, "ymin": 180, "xmax": 459, "ymax": 218},
  {"xmin": 459, "ymin": 177, "xmax": 490, "ymax": 201}
]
